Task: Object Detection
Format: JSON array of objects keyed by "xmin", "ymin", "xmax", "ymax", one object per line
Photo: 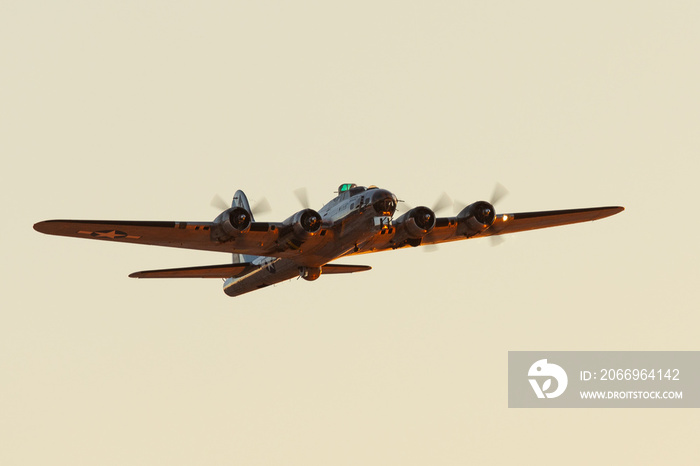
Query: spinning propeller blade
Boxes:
[
  {"xmin": 211, "ymin": 194, "xmax": 272, "ymax": 217},
  {"xmin": 294, "ymin": 187, "xmax": 310, "ymax": 209},
  {"xmin": 210, "ymin": 194, "xmax": 230, "ymax": 211}
]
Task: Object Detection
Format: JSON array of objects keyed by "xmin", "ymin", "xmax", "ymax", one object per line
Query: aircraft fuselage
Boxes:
[{"xmin": 223, "ymin": 185, "xmax": 397, "ymax": 296}]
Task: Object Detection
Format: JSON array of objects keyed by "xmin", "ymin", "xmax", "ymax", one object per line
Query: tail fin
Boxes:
[{"xmin": 231, "ymin": 190, "xmax": 262, "ymax": 264}]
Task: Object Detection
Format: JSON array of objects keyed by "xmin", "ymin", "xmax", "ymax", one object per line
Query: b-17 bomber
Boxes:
[{"xmin": 34, "ymin": 183, "xmax": 623, "ymax": 297}]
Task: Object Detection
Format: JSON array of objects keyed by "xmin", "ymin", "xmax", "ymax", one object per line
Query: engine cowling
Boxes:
[
  {"xmin": 284, "ymin": 208, "xmax": 323, "ymax": 239},
  {"xmin": 211, "ymin": 207, "xmax": 252, "ymax": 241},
  {"xmin": 456, "ymin": 201, "xmax": 496, "ymax": 237},
  {"xmin": 394, "ymin": 206, "xmax": 436, "ymax": 239}
]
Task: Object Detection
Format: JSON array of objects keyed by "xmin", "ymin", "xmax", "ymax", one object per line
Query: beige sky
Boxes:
[{"xmin": 2, "ymin": 1, "xmax": 699, "ymax": 465}]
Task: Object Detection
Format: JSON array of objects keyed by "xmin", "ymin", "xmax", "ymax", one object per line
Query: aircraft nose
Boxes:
[{"xmin": 371, "ymin": 189, "xmax": 397, "ymax": 216}]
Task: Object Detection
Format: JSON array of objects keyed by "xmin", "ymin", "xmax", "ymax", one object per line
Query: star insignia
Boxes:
[{"xmin": 78, "ymin": 230, "xmax": 141, "ymax": 239}]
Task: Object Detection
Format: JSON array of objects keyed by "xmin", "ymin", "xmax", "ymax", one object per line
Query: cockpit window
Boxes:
[{"xmin": 338, "ymin": 183, "xmax": 356, "ymax": 193}]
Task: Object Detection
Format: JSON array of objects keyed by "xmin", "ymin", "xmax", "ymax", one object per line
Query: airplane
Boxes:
[{"xmin": 33, "ymin": 183, "xmax": 624, "ymax": 297}]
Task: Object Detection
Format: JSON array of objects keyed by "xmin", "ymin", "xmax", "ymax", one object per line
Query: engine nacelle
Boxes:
[
  {"xmin": 456, "ymin": 201, "xmax": 496, "ymax": 237},
  {"xmin": 211, "ymin": 207, "xmax": 252, "ymax": 241},
  {"xmin": 299, "ymin": 266, "xmax": 322, "ymax": 281},
  {"xmin": 393, "ymin": 206, "xmax": 436, "ymax": 239},
  {"xmin": 284, "ymin": 208, "xmax": 323, "ymax": 239}
]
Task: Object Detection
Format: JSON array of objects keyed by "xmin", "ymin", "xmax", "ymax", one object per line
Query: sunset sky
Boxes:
[{"xmin": 2, "ymin": 2, "xmax": 699, "ymax": 465}]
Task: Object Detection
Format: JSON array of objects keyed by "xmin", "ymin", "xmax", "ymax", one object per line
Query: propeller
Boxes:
[
  {"xmin": 486, "ymin": 182, "xmax": 509, "ymax": 246},
  {"xmin": 294, "ymin": 187, "xmax": 311, "ymax": 209},
  {"xmin": 397, "ymin": 193, "xmax": 452, "ymax": 253},
  {"xmin": 210, "ymin": 194, "xmax": 230, "ymax": 211},
  {"xmin": 452, "ymin": 183, "xmax": 510, "ymax": 247},
  {"xmin": 431, "ymin": 192, "xmax": 453, "ymax": 214},
  {"xmin": 490, "ymin": 182, "xmax": 509, "ymax": 206},
  {"xmin": 251, "ymin": 197, "xmax": 272, "ymax": 216},
  {"xmin": 398, "ymin": 192, "xmax": 452, "ymax": 214},
  {"xmin": 210, "ymin": 194, "xmax": 272, "ymax": 217},
  {"xmin": 489, "ymin": 235, "xmax": 506, "ymax": 247},
  {"xmin": 454, "ymin": 182, "xmax": 509, "ymax": 214},
  {"xmin": 422, "ymin": 244, "xmax": 440, "ymax": 253},
  {"xmin": 422, "ymin": 193, "xmax": 451, "ymax": 253},
  {"xmin": 397, "ymin": 200, "xmax": 412, "ymax": 212},
  {"xmin": 301, "ymin": 210, "xmax": 321, "ymax": 232}
]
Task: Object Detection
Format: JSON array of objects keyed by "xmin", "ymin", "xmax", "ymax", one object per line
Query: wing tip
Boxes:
[
  {"xmin": 33, "ymin": 220, "xmax": 51, "ymax": 233},
  {"xmin": 321, "ymin": 264, "xmax": 373, "ymax": 274},
  {"xmin": 604, "ymin": 206, "xmax": 625, "ymax": 217},
  {"xmin": 34, "ymin": 219, "xmax": 72, "ymax": 235}
]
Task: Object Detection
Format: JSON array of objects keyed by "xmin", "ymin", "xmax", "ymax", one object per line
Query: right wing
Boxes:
[
  {"xmin": 350, "ymin": 206, "xmax": 623, "ymax": 254},
  {"xmin": 425, "ymin": 206, "xmax": 624, "ymax": 246},
  {"xmin": 470, "ymin": 206, "xmax": 623, "ymax": 238}
]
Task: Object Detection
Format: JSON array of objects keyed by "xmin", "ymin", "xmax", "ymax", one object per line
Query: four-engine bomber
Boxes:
[{"xmin": 34, "ymin": 183, "xmax": 624, "ymax": 297}]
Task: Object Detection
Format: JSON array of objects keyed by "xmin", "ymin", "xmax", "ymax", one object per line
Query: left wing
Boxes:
[{"xmin": 33, "ymin": 219, "xmax": 306, "ymax": 258}]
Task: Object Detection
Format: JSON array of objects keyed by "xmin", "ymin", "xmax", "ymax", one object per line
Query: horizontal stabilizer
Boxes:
[
  {"xmin": 130, "ymin": 263, "xmax": 253, "ymax": 279},
  {"xmin": 322, "ymin": 264, "xmax": 372, "ymax": 274}
]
